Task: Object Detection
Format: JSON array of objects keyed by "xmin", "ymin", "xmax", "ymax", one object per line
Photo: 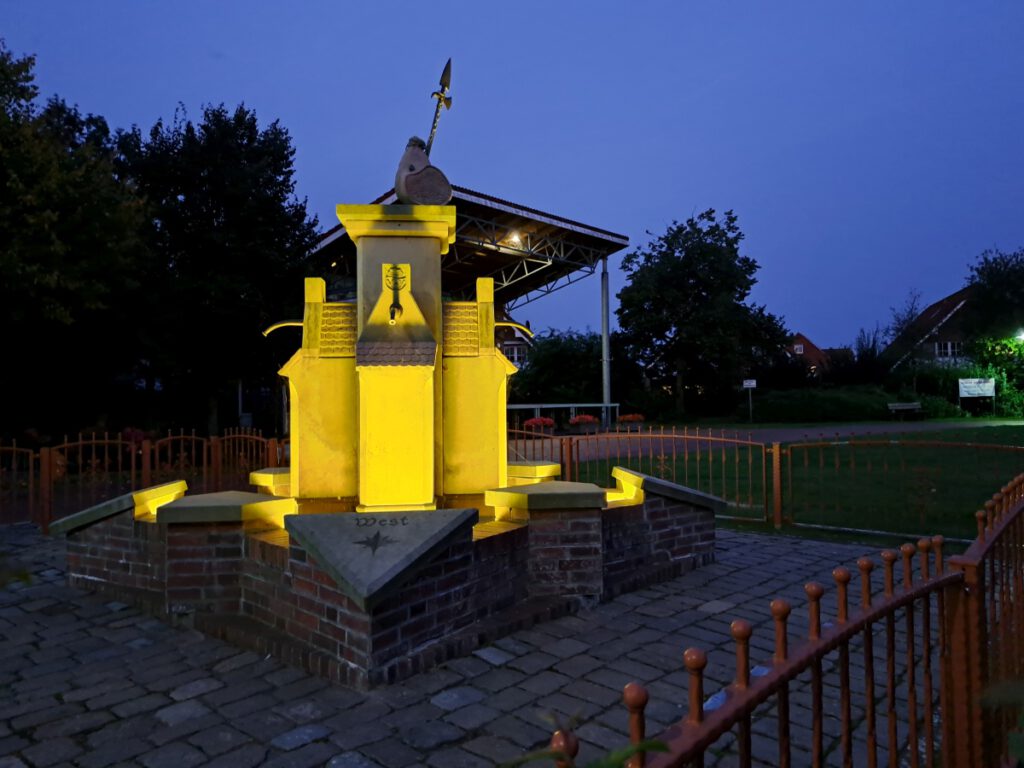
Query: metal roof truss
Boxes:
[{"xmin": 449, "ymin": 212, "xmax": 605, "ymax": 306}]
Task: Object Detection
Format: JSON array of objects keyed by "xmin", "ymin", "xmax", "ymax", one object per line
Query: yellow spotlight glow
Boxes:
[{"xmin": 506, "ymin": 231, "xmax": 521, "ymax": 247}]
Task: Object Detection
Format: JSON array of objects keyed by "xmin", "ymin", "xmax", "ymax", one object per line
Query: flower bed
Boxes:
[
  {"xmin": 617, "ymin": 413, "xmax": 645, "ymax": 432},
  {"xmin": 569, "ymin": 414, "xmax": 599, "ymax": 434},
  {"xmin": 522, "ymin": 416, "xmax": 555, "ymax": 434}
]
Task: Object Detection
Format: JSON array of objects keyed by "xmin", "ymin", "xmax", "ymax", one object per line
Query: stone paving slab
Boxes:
[{"xmin": 1, "ymin": 522, "xmax": 920, "ymax": 766}]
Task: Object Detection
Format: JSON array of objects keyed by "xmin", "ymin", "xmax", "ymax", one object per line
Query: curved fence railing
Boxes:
[
  {"xmin": 43, "ymin": 435, "xmax": 139, "ymax": 522},
  {"xmin": 152, "ymin": 431, "xmax": 211, "ymax": 493},
  {"xmin": 0, "ymin": 443, "xmax": 35, "ymax": 526},
  {"xmin": 0, "ymin": 429, "xmax": 281, "ymax": 531},
  {"xmin": 544, "ymin": 475, "xmax": 1024, "ymax": 767},
  {"xmin": 558, "ymin": 427, "xmax": 767, "ymax": 519}
]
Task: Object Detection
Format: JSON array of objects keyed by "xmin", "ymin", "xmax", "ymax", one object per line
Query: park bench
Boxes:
[{"xmin": 887, "ymin": 401, "xmax": 922, "ymax": 419}]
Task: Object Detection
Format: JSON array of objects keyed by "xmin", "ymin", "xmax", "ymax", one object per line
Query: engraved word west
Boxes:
[{"xmin": 355, "ymin": 516, "xmax": 410, "ymax": 528}]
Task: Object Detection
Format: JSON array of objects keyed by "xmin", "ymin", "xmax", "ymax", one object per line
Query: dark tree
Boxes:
[
  {"xmin": 963, "ymin": 247, "xmax": 1024, "ymax": 339},
  {"xmin": 508, "ymin": 330, "xmax": 642, "ymax": 408},
  {"xmin": 616, "ymin": 210, "xmax": 789, "ymax": 415},
  {"xmin": 885, "ymin": 289, "xmax": 922, "ymax": 344},
  {"xmin": 0, "ymin": 42, "xmax": 148, "ymax": 435},
  {"xmin": 509, "ymin": 330, "xmax": 603, "ymax": 404},
  {"xmin": 117, "ymin": 105, "xmax": 319, "ymax": 431}
]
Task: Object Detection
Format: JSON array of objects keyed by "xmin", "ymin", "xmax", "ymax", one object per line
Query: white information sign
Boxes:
[
  {"xmin": 742, "ymin": 379, "xmax": 757, "ymax": 389},
  {"xmin": 959, "ymin": 378, "xmax": 996, "ymax": 398}
]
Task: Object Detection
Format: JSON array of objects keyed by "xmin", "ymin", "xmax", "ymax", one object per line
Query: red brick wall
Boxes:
[
  {"xmin": 62, "ymin": 493, "xmax": 715, "ymax": 687},
  {"xmin": 238, "ymin": 535, "xmax": 372, "ymax": 687},
  {"xmin": 602, "ymin": 495, "xmax": 715, "ymax": 597},
  {"xmin": 239, "ymin": 525, "xmax": 531, "ymax": 688},
  {"xmin": 165, "ymin": 522, "xmax": 244, "ymax": 615},
  {"xmin": 66, "ymin": 508, "xmax": 166, "ymax": 609},
  {"xmin": 527, "ymin": 509, "xmax": 603, "ymax": 600}
]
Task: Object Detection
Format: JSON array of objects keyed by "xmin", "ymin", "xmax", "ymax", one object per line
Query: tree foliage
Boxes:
[
  {"xmin": 885, "ymin": 289, "xmax": 922, "ymax": 344},
  {"xmin": 964, "ymin": 247, "xmax": 1024, "ymax": 339},
  {"xmin": 115, "ymin": 104, "xmax": 319, "ymax": 430},
  {"xmin": 0, "ymin": 42, "xmax": 148, "ymax": 433},
  {"xmin": 616, "ymin": 210, "xmax": 788, "ymax": 415},
  {"xmin": 508, "ymin": 330, "xmax": 643, "ymax": 409},
  {"xmin": 0, "ymin": 41, "xmax": 320, "ymax": 435},
  {"xmin": 510, "ymin": 330, "xmax": 604, "ymax": 404}
]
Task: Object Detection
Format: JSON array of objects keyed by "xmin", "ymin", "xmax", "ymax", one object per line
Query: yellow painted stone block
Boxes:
[
  {"xmin": 249, "ymin": 468, "xmax": 290, "ymax": 498},
  {"xmin": 442, "ymin": 277, "xmax": 516, "ymax": 494},
  {"xmin": 132, "ymin": 480, "xmax": 188, "ymax": 520},
  {"xmin": 605, "ymin": 466, "xmax": 645, "ymax": 507},
  {"xmin": 442, "ymin": 354, "xmax": 515, "ymax": 494},
  {"xmin": 337, "ymin": 205, "xmax": 456, "ymax": 254},
  {"xmin": 357, "ymin": 364, "xmax": 436, "ymax": 511},
  {"xmin": 280, "ymin": 353, "xmax": 357, "ymax": 499},
  {"xmin": 242, "ymin": 497, "xmax": 298, "ymax": 528},
  {"xmin": 507, "ymin": 462, "xmax": 561, "ymax": 486}
]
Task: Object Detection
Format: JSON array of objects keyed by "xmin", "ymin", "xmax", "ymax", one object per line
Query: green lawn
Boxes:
[{"xmin": 782, "ymin": 439, "xmax": 1024, "ymax": 539}]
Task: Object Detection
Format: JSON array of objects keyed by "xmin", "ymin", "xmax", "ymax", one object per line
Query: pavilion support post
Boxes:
[{"xmin": 601, "ymin": 256, "xmax": 612, "ymax": 429}]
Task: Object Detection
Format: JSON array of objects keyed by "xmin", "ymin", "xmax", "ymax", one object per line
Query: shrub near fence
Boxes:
[{"xmin": 544, "ymin": 475, "xmax": 1024, "ymax": 768}]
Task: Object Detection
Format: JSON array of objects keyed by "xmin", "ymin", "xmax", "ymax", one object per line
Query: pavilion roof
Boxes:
[{"xmin": 310, "ymin": 185, "xmax": 629, "ymax": 309}]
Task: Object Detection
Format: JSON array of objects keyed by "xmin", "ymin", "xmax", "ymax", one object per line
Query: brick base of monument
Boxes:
[
  {"xmin": 527, "ymin": 495, "xmax": 717, "ymax": 603},
  {"xmin": 63, "ymin": 480, "xmax": 718, "ymax": 688}
]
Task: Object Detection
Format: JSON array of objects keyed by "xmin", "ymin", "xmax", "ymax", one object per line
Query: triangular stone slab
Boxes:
[{"xmin": 285, "ymin": 508, "xmax": 478, "ymax": 610}]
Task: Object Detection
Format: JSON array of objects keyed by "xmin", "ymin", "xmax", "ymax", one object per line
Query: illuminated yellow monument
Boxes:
[
  {"xmin": 271, "ymin": 204, "xmax": 517, "ymax": 512},
  {"xmin": 257, "ymin": 62, "xmax": 551, "ymax": 514}
]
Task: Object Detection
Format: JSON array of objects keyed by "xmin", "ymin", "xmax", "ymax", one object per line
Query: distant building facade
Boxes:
[
  {"xmin": 787, "ymin": 332, "xmax": 830, "ymax": 379},
  {"xmin": 884, "ymin": 286, "xmax": 975, "ymax": 370}
]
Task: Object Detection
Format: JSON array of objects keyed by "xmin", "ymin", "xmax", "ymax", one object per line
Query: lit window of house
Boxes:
[
  {"xmin": 504, "ymin": 343, "xmax": 528, "ymax": 367},
  {"xmin": 793, "ymin": 344, "xmax": 804, "ymax": 355},
  {"xmin": 935, "ymin": 341, "xmax": 963, "ymax": 358}
]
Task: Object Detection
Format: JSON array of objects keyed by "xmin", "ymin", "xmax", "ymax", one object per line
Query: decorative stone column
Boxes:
[{"xmin": 336, "ymin": 205, "xmax": 456, "ymax": 511}]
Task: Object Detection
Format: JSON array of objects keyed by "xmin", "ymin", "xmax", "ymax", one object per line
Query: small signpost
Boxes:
[
  {"xmin": 959, "ymin": 377, "xmax": 996, "ymax": 414},
  {"xmin": 743, "ymin": 379, "xmax": 757, "ymax": 422}
]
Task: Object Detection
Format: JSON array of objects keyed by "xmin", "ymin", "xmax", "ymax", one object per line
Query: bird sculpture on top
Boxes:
[
  {"xmin": 395, "ymin": 59, "xmax": 453, "ymax": 206},
  {"xmin": 395, "ymin": 136, "xmax": 451, "ymax": 205}
]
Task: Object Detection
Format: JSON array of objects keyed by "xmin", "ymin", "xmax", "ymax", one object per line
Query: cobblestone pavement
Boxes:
[{"xmin": 1, "ymin": 523, "xmax": 912, "ymax": 767}]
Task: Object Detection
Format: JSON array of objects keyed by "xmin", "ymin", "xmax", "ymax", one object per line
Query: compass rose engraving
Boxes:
[{"xmin": 354, "ymin": 530, "xmax": 398, "ymax": 556}]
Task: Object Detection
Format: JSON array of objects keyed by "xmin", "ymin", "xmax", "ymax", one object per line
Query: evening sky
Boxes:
[{"xmin": 3, "ymin": 1, "xmax": 1023, "ymax": 348}]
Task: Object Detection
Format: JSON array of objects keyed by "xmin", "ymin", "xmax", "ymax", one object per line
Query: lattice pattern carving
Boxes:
[
  {"xmin": 319, "ymin": 303, "xmax": 357, "ymax": 357},
  {"xmin": 443, "ymin": 303, "xmax": 478, "ymax": 357}
]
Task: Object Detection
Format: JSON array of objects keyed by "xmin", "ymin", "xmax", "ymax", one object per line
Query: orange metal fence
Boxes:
[
  {"xmin": 11, "ymin": 427, "xmax": 1024, "ymax": 538},
  {"xmin": 0, "ymin": 443, "xmax": 35, "ymax": 526},
  {"xmin": 3, "ymin": 429, "xmax": 280, "ymax": 531},
  {"xmin": 509, "ymin": 427, "xmax": 771, "ymax": 521},
  {"xmin": 547, "ymin": 475, "xmax": 1024, "ymax": 767},
  {"xmin": 509, "ymin": 428, "xmax": 1024, "ymax": 537}
]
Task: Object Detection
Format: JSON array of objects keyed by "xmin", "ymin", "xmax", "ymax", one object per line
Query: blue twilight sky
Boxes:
[{"xmin": 3, "ymin": 2, "xmax": 1023, "ymax": 348}]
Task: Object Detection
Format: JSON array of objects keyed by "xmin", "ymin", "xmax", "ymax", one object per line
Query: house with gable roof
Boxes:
[{"xmin": 883, "ymin": 285, "xmax": 975, "ymax": 370}]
